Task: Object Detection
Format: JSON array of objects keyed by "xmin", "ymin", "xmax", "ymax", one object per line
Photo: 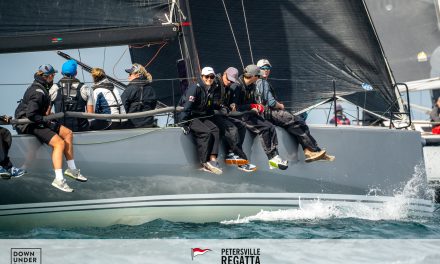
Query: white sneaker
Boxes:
[
  {"xmin": 52, "ymin": 178, "xmax": 74, "ymax": 192},
  {"xmin": 64, "ymin": 168, "xmax": 87, "ymax": 182},
  {"xmin": 269, "ymin": 155, "xmax": 288, "ymax": 170}
]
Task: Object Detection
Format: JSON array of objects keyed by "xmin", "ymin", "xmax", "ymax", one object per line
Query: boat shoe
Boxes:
[
  {"xmin": 268, "ymin": 155, "xmax": 288, "ymax": 170},
  {"xmin": 304, "ymin": 149, "xmax": 326, "ymax": 163},
  {"xmin": 64, "ymin": 168, "xmax": 88, "ymax": 182},
  {"xmin": 320, "ymin": 153, "xmax": 336, "ymax": 162},
  {"xmin": 52, "ymin": 178, "xmax": 74, "ymax": 192},
  {"xmin": 225, "ymin": 153, "xmax": 249, "ymax": 166},
  {"xmin": 201, "ymin": 161, "xmax": 223, "ymax": 175}
]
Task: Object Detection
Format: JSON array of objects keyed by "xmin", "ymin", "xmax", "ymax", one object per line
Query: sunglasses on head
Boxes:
[
  {"xmin": 203, "ymin": 75, "xmax": 215, "ymax": 79},
  {"xmin": 260, "ymin": 66, "xmax": 271, "ymax": 70}
]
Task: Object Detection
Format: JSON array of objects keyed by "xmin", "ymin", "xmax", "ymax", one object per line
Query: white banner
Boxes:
[{"xmin": 1, "ymin": 239, "xmax": 440, "ymax": 264}]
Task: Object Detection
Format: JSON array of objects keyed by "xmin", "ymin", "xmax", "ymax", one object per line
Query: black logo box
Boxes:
[{"xmin": 11, "ymin": 248, "xmax": 42, "ymax": 264}]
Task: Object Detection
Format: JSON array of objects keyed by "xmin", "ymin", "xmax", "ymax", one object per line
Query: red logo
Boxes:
[{"xmin": 191, "ymin": 248, "xmax": 211, "ymax": 260}]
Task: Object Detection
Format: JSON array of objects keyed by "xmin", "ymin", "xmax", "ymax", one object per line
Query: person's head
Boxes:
[
  {"xmin": 243, "ymin": 64, "xmax": 261, "ymax": 84},
  {"xmin": 257, "ymin": 59, "xmax": 272, "ymax": 78},
  {"xmin": 222, "ymin": 67, "xmax": 238, "ymax": 87},
  {"xmin": 61, "ymin": 60, "xmax": 78, "ymax": 77},
  {"xmin": 91, "ymin": 67, "xmax": 106, "ymax": 83},
  {"xmin": 436, "ymin": 97, "xmax": 440, "ymax": 108},
  {"xmin": 201, "ymin": 66, "xmax": 215, "ymax": 86},
  {"xmin": 125, "ymin": 63, "xmax": 152, "ymax": 82},
  {"xmin": 335, "ymin": 104, "xmax": 343, "ymax": 114},
  {"xmin": 36, "ymin": 64, "xmax": 58, "ymax": 83}
]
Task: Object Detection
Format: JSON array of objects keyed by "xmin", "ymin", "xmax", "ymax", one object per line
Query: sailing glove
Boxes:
[
  {"xmin": 0, "ymin": 115, "xmax": 12, "ymax": 124},
  {"xmin": 250, "ymin": 104, "xmax": 265, "ymax": 114}
]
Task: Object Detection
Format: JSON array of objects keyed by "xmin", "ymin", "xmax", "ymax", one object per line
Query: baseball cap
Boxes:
[
  {"xmin": 257, "ymin": 59, "xmax": 271, "ymax": 68},
  {"xmin": 61, "ymin": 60, "xmax": 77, "ymax": 76},
  {"xmin": 244, "ymin": 64, "xmax": 262, "ymax": 77},
  {"xmin": 38, "ymin": 64, "xmax": 58, "ymax": 75},
  {"xmin": 125, "ymin": 63, "xmax": 144, "ymax": 74},
  {"xmin": 201, "ymin": 67, "xmax": 215, "ymax": 76},
  {"xmin": 224, "ymin": 67, "xmax": 238, "ymax": 83}
]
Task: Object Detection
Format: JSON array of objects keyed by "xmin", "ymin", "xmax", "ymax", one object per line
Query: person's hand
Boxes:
[
  {"xmin": 230, "ymin": 103, "xmax": 237, "ymax": 112},
  {"xmin": 250, "ymin": 103, "xmax": 264, "ymax": 114},
  {"xmin": 277, "ymin": 102, "xmax": 285, "ymax": 110}
]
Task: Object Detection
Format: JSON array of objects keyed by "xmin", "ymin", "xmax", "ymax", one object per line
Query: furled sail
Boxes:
[{"xmin": 0, "ymin": 0, "xmax": 178, "ymax": 53}]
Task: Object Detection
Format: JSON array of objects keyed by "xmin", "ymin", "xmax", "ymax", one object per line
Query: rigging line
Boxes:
[
  {"xmin": 77, "ymin": 49, "xmax": 85, "ymax": 82},
  {"xmin": 178, "ymin": 3, "xmax": 195, "ymax": 77},
  {"xmin": 102, "ymin": 47, "xmax": 106, "ymax": 69},
  {"xmin": 145, "ymin": 42, "xmax": 168, "ymax": 68},
  {"xmin": 112, "ymin": 47, "xmax": 128, "ymax": 81},
  {"xmin": 221, "ymin": 0, "xmax": 244, "ymax": 69},
  {"xmin": 241, "ymin": 0, "xmax": 254, "ymax": 64}
]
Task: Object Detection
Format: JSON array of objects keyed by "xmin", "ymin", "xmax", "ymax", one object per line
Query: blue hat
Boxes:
[
  {"xmin": 38, "ymin": 64, "xmax": 58, "ymax": 75},
  {"xmin": 61, "ymin": 60, "xmax": 77, "ymax": 76}
]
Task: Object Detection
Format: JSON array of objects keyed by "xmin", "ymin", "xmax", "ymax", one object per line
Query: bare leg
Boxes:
[
  {"xmin": 58, "ymin": 125, "xmax": 74, "ymax": 161},
  {"xmin": 48, "ymin": 134, "xmax": 65, "ymax": 170}
]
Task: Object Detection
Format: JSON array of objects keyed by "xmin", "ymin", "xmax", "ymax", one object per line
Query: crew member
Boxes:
[
  {"xmin": 14, "ymin": 64, "xmax": 87, "ymax": 192},
  {"xmin": 177, "ymin": 67, "xmax": 223, "ymax": 175},
  {"xmin": 329, "ymin": 104, "xmax": 351, "ymax": 125},
  {"xmin": 0, "ymin": 116, "xmax": 25, "ymax": 179},
  {"xmin": 431, "ymin": 96, "xmax": 440, "ymax": 134},
  {"xmin": 121, "ymin": 63, "xmax": 157, "ymax": 128},
  {"xmin": 229, "ymin": 64, "xmax": 288, "ymax": 170},
  {"xmin": 50, "ymin": 59, "xmax": 94, "ymax": 131},
  {"xmin": 256, "ymin": 59, "xmax": 334, "ymax": 162}
]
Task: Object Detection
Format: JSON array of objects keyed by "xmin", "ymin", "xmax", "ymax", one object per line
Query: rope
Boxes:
[
  {"xmin": 77, "ymin": 49, "xmax": 86, "ymax": 82},
  {"xmin": 112, "ymin": 47, "xmax": 128, "ymax": 81},
  {"xmin": 221, "ymin": 0, "xmax": 244, "ymax": 69},
  {"xmin": 145, "ymin": 42, "xmax": 168, "ymax": 68},
  {"xmin": 241, "ymin": 0, "xmax": 254, "ymax": 64}
]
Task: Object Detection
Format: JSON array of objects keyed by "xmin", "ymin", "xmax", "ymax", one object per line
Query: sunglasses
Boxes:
[
  {"xmin": 203, "ymin": 75, "xmax": 215, "ymax": 79},
  {"xmin": 260, "ymin": 66, "xmax": 272, "ymax": 70}
]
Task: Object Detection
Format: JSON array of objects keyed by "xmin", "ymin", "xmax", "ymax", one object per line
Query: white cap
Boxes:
[
  {"xmin": 257, "ymin": 59, "xmax": 271, "ymax": 68},
  {"xmin": 201, "ymin": 67, "xmax": 215, "ymax": 76}
]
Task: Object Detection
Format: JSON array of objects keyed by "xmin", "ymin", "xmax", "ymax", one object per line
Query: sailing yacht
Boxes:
[{"xmin": 0, "ymin": 0, "xmax": 433, "ymax": 229}]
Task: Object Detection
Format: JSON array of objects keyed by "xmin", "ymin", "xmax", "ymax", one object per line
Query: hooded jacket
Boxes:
[{"xmin": 14, "ymin": 73, "xmax": 53, "ymax": 133}]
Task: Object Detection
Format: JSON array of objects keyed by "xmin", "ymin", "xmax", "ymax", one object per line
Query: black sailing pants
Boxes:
[
  {"xmin": 212, "ymin": 115, "xmax": 248, "ymax": 160},
  {"xmin": 269, "ymin": 110, "xmax": 320, "ymax": 152},
  {"xmin": 240, "ymin": 113, "xmax": 278, "ymax": 159},
  {"xmin": 0, "ymin": 127, "xmax": 13, "ymax": 169},
  {"xmin": 189, "ymin": 117, "xmax": 220, "ymax": 163}
]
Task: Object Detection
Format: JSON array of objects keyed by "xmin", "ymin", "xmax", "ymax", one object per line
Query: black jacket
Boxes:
[
  {"xmin": 14, "ymin": 74, "xmax": 52, "ymax": 133},
  {"xmin": 121, "ymin": 76, "xmax": 157, "ymax": 128},
  {"xmin": 229, "ymin": 75, "xmax": 261, "ymax": 112},
  {"xmin": 177, "ymin": 78, "xmax": 220, "ymax": 122}
]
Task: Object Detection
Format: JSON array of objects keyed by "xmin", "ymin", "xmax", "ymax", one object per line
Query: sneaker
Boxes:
[
  {"xmin": 9, "ymin": 167, "xmax": 26, "ymax": 178},
  {"xmin": 202, "ymin": 161, "xmax": 223, "ymax": 175},
  {"xmin": 304, "ymin": 149, "xmax": 326, "ymax": 163},
  {"xmin": 238, "ymin": 163, "xmax": 257, "ymax": 172},
  {"xmin": 0, "ymin": 166, "xmax": 11, "ymax": 179},
  {"xmin": 225, "ymin": 153, "xmax": 249, "ymax": 166},
  {"xmin": 51, "ymin": 178, "xmax": 74, "ymax": 192},
  {"xmin": 64, "ymin": 168, "xmax": 88, "ymax": 182},
  {"xmin": 269, "ymin": 155, "xmax": 288, "ymax": 170}
]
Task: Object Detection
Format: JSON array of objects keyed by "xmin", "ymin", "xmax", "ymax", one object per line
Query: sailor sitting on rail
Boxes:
[
  {"xmin": 49, "ymin": 59, "xmax": 94, "ymax": 132},
  {"xmin": 0, "ymin": 117, "xmax": 25, "ymax": 179},
  {"xmin": 213, "ymin": 67, "xmax": 257, "ymax": 172},
  {"xmin": 255, "ymin": 59, "xmax": 334, "ymax": 162},
  {"xmin": 229, "ymin": 64, "xmax": 288, "ymax": 170},
  {"xmin": 176, "ymin": 67, "xmax": 223, "ymax": 175},
  {"xmin": 14, "ymin": 64, "xmax": 87, "ymax": 192}
]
